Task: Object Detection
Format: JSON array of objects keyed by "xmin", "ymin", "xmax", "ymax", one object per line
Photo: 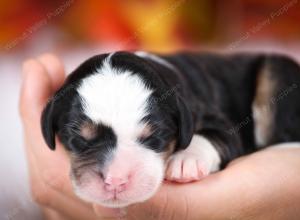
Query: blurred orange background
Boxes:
[
  {"xmin": 1, "ymin": 0, "xmax": 300, "ymax": 53},
  {"xmin": 0, "ymin": 1, "xmax": 300, "ymax": 220}
]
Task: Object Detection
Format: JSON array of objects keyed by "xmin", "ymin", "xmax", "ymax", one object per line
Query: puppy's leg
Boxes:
[{"xmin": 165, "ymin": 135, "xmax": 221, "ymax": 182}]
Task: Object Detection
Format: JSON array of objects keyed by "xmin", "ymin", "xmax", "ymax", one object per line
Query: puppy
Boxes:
[{"xmin": 41, "ymin": 51, "xmax": 300, "ymax": 207}]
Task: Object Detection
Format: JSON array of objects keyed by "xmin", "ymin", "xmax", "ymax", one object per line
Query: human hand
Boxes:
[
  {"xmin": 123, "ymin": 145, "xmax": 300, "ymax": 220},
  {"xmin": 20, "ymin": 54, "xmax": 300, "ymax": 220},
  {"xmin": 20, "ymin": 54, "xmax": 125, "ymax": 220}
]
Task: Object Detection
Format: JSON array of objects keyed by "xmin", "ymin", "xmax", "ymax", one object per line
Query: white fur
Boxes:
[
  {"xmin": 78, "ymin": 55, "xmax": 153, "ymax": 139},
  {"xmin": 268, "ymin": 142, "xmax": 300, "ymax": 149},
  {"xmin": 75, "ymin": 54, "xmax": 165, "ymax": 207},
  {"xmin": 71, "ymin": 145, "xmax": 164, "ymax": 208},
  {"xmin": 165, "ymin": 135, "xmax": 221, "ymax": 182}
]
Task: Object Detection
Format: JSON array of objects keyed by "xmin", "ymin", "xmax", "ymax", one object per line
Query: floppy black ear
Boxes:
[
  {"xmin": 175, "ymin": 95, "xmax": 194, "ymax": 151},
  {"xmin": 41, "ymin": 98, "xmax": 57, "ymax": 150}
]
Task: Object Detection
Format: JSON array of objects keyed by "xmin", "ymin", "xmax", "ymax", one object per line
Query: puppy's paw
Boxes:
[
  {"xmin": 165, "ymin": 135, "xmax": 221, "ymax": 183},
  {"xmin": 165, "ymin": 153, "xmax": 208, "ymax": 183}
]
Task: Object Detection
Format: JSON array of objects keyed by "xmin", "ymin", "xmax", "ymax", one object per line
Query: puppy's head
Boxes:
[{"xmin": 41, "ymin": 52, "xmax": 193, "ymax": 207}]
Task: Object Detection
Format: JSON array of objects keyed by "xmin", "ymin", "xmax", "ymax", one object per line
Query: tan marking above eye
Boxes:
[
  {"xmin": 139, "ymin": 124, "xmax": 153, "ymax": 140},
  {"xmin": 80, "ymin": 121, "xmax": 98, "ymax": 140}
]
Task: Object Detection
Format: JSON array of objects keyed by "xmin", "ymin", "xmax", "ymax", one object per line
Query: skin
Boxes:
[{"xmin": 19, "ymin": 53, "xmax": 300, "ymax": 220}]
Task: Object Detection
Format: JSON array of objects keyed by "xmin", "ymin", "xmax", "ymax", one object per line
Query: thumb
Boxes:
[
  {"xmin": 37, "ymin": 53, "xmax": 65, "ymax": 91},
  {"xmin": 19, "ymin": 54, "xmax": 66, "ymax": 128},
  {"xmin": 19, "ymin": 59, "xmax": 53, "ymax": 126}
]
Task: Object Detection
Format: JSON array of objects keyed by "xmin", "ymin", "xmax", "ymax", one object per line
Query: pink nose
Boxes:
[{"xmin": 104, "ymin": 176, "xmax": 129, "ymax": 193}]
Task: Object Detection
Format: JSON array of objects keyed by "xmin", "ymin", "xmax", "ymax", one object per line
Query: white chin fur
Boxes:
[{"xmin": 71, "ymin": 147, "xmax": 165, "ymax": 208}]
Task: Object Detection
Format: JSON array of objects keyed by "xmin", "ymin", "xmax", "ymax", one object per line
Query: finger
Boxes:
[
  {"xmin": 19, "ymin": 58, "xmax": 72, "ymax": 196},
  {"xmin": 93, "ymin": 204, "xmax": 127, "ymax": 219},
  {"xmin": 127, "ymin": 183, "xmax": 191, "ymax": 220},
  {"xmin": 20, "ymin": 59, "xmax": 70, "ymax": 188},
  {"xmin": 26, "ymin": 146, "xmax": 99, "ymax": 220},
  {"xmin": 37, "ymin": 53, "xmax": 65, "ymax": 91},
  {"xmin": 127, "ymin": 176, "xmax": 228, "ymax": 220},
  {"xmin": 19, "ymin": 56, "xmax": 96, "ymax": 215},
  {"xmin": 41, "ymin": 190, "xmax": 99, "ymax": 220},
  {"xmin": 20, "ymin": 59, "xmax": 53, "ymax": 124},
  {"xmin": 25, "ymin": 131, "xmax": 91, "ymax": 211},
  {"xmin": 24, "ymin": 131, "xmax": 74, "ymax": 198}
]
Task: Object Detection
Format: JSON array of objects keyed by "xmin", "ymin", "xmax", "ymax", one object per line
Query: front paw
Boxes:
[
  {"xmin": 165, "ymin": 153, "xmax": 209, "ymax": 183},
  {"xmin": 165, "ymin": 135, "xmax": 221, "ymax": 183}
]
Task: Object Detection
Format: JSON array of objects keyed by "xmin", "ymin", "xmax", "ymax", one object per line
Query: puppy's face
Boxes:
[{"xmin": 41, "ymin": 52, "xmax": 193, "ymax": 207}]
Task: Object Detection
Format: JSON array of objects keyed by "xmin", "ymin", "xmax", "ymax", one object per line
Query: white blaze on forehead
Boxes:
[
  {"xmin": 77, "ymin": 56, "xmax": 153, "ymax": 137},
  {"xmin": 73, "ymin": 55, "xmax": 166, "ymax": 207}
]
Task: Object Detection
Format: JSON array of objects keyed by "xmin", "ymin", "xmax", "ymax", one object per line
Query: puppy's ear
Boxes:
[
  {"xmin": 41, "ymin": 98, "xmax": 57, "ymax": 150},
  {"xmin": 175, "ymin": 95, "xmax": 194, "ymax": 151}
]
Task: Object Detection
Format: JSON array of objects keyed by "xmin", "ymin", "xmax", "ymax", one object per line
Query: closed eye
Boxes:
[
  {"xmin": 66, "ymin": 121, "xmax": 116, "ymax": 152},
  {"xmin": 138, "ymin": 133, "xmax": 170, "ymax": 152}
]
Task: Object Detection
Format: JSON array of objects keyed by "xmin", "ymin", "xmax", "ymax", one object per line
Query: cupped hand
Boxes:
[
  {"xmin": 126, "ymin": 145, "xmax": 300, "ymax": 220},
  {"xmin": 20, "ymin": 54, "xmax": 121, "ymax": 220},
  {"xmin": 20, "ymin": 54, "xmax": 300, "ymax": 220}
]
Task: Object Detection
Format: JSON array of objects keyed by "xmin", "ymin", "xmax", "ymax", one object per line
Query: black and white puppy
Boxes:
[{"xmin": 41, "ymin": 51, "xmax": 300, "ymax": 207}]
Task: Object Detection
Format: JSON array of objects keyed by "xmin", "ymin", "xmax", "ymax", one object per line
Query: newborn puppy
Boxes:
[{"xmin": 41, "ymin": 51, "xmax": 300, "ymax": 207}]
